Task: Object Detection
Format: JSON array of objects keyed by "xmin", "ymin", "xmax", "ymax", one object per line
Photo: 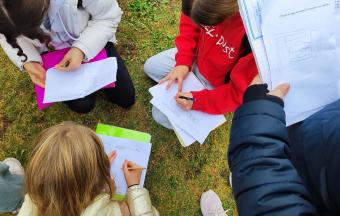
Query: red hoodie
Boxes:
[{"xmin": 175, "ymin": 13, "xmax": 258, "ymax": 114}]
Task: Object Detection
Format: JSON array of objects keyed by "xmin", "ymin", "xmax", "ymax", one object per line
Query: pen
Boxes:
[{"xmin": 179, "ymin": 96, "xmax": 195, "ymax": 101}]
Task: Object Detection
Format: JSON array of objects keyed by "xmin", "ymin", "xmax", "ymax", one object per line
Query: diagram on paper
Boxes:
[{"xmin": 276, "ymin": 31, "xmax": 315, "ymax": 63}]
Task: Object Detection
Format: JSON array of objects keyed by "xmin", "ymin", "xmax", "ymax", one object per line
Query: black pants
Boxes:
[{"xmin": 64, "ymin": 43, "xmax": 135, "ymax": 114}]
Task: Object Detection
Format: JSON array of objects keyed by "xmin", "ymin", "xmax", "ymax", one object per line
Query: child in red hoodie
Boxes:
[{"xmin": 144, "ymin": 0, "xmax": 258, "ymax": 129}]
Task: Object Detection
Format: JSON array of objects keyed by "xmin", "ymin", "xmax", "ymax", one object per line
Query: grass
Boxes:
[{"xmin": 0, "ymin": 0, "xmax": 236, "ymax": 215}]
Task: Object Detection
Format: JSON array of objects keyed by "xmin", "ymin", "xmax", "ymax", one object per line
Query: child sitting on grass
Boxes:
[
  {"xmin": 17, "ymin": 122, "xmax": 158, "ymax": 216},
  {"xmin": 144, "ymin": 0, "xmax": 258, "ymax": 129}
]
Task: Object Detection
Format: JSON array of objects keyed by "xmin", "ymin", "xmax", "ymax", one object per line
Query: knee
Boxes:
[
  {"xmin": 144, "ymin": 56, "xmax": 159, "ymax": 80},
  {"xmin": 109, "ymin": 89, "xmax": 136, "ymax": 109},
  {"xmin": 120, "ymin": 93, "xmax": 136, "ymax": 109},
  {"xmin": 65, "ymin": 99, "xmax": 95, "ymax": 114}
]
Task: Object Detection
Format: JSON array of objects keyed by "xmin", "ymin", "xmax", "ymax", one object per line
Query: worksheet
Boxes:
[
  {"xmin": 149, "ymin": 73, "xmax": 226, "ymax": 144},
  {"xmin": 261, "ymin": 0, "xmax": 339, "ymax": 125},
  {"xmin": 238, "ymin": 0, "xmax": 272, "ymax": 88},
  {"xmin": 43, "ymin": 57, "xmax": 117, "ymax": 103},
  {"xmin": 98, "ymin": 135, "xmax": 152, "ymax": 195}
]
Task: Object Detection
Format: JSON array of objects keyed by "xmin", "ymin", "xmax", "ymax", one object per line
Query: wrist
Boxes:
[
  {"xmin": 243, "ymin": 84, "xmax": 284, "ymax": 107},
  {"xmin": 128, "ymin": 184, "xmax": 140, "ymax": 188}
]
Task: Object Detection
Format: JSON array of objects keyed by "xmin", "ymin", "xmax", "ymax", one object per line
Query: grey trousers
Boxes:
[{"xmin": 144, "ymin": 48, "xmax": 214, "ymax": 129}]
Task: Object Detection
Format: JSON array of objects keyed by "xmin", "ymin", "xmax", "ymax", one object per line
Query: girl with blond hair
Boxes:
[{"xmin": 18, "ymin": 122, "xmax": 158, "ymax": 216}]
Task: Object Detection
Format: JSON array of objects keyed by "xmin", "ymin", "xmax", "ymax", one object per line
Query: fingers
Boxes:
[
  {"xmin": 159, "ymin": 74, "xmax": 170, "ymax": 84},
  {"xmin": 56, "ymin": 59, "xmax": 79, "ymax": 72},
  {"xmin": 55, "ymin": 56, "xmax": 70, "ymax": 70},
  {"xmin": 268, "ymin": 83, "xmax": 290, "ymax": 99},
  {"xmin": 250, "ymin": 75, "xmax": 263, "ymax": 86},
  {"xmin": 177, "ymin": 77, "xmax": 184, "ymax": 92},
  {"xmin": 166, "ymin": 76, "xmax": 175, "ymax": 90},
  {"xmin": 28, "ymin": 64, "xmax": 46, "ymax": 88},
  {"xmin": 175, "ymin": 92, "xmax": 193, "ymax": 111},
  {"xmin": 34, "ymin": 78, "xmax": 45, "ymax": 88},
  {"xmin": 108, "ymin": 150, "xmax": 117, "ymax": 164}
]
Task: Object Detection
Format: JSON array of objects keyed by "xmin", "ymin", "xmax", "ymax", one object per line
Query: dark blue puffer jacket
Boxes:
[
  {"xmin": 289, "ymin": 99, "xmax": 340, "ymax": 216},
  {"xmin": 228, "ymin": 99, "xmax": 321, "ymax": 216}
]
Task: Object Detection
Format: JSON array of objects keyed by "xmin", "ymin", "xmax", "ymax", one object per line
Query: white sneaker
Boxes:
[
  {"xmin": 201, "ymin": 190, "xmax": 228, "ymax": 216},
  {"xmin": 3, "ymin": 158, "xmax": 24, "ymax": 175}
]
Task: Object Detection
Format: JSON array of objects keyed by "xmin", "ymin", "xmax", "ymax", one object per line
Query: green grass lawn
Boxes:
[{"xmin": 0, "ymin": 0, "xmax": 236, "ymax": 215}]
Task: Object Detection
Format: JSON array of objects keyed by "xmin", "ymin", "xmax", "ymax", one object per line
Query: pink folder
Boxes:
[{"xmin": 35, "ymin": 48, "xmax": 115, "ymax": 110}]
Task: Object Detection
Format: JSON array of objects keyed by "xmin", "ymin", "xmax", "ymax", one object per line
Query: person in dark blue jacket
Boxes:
[{"xmin": 228, "ymin": 76, "xmax": 340, "ymax": 216}]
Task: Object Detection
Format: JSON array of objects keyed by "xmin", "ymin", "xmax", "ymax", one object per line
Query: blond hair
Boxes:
[
  {"xmin": 25, "ymin": 122, "xmax": 114, "ymax": 216},
  {"xmin": 182, "ymin": 0, "xmax": 238, "ymax": 26}
]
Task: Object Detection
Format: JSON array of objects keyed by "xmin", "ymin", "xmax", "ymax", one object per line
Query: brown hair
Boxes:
[
  {"xmin": 25, "ymin": 122, "xmax": 114, "ymax": 216},
  {"xmin": 182, "ymin": 0, "xmax": 239, "ymax": 26},
  {"xmin": 0, "ymin": 0, "xmax": 50, "ymax": 61}
]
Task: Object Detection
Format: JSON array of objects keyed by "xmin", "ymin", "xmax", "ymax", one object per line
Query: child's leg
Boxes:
[
  {"xmin": 103, "ymin": 43, "xmax": 136, "ymax": 109},
  {"xmin": 64, "ymin": 92, "xmax": 97, "ymax": 114},
  {"xmin": 144, "ymin": 48, "xmax": 177, "ymax": 82},
  {"xmin": 144, "ymin": 48, "xmax": 178, "ymax": 129}
]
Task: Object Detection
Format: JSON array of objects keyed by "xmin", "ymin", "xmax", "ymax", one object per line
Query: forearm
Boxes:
[
  {"xmin": 126, "ymin": 186, "xmax": 159, "ymax": 216},
  {"xmin": 229, "ymin": 101, "xmax": 317, "ymax": 216},
  {"xmin": 73, "ymin": 0, "xmax": 123, "ymax": 60}
]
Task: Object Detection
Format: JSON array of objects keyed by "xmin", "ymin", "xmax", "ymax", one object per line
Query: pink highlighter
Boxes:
[{"xmin": 35, "ymin": 48, "xmax": 115, "ymax": 110}]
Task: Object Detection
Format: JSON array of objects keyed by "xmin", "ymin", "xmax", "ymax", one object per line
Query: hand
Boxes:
[
  {"xmin": 176, "ymin": 92, "xmax": 194, "ymax": 111},
  {"xmin": 250, "ymin": 75, "xmax": 290, "ymax": 99},
  {"xmin": 160, "ymin": 65, "xmax": 190, "ymax": 92},
  {"xmin": 55, "ymin": 47, "xmax": 85, "ymax": 71},
  {"xmin": 122, "ymin": 160, "xmax": 143, "ymax": 187},
  {"xmin": 24, "ymin": 62, "xmax": 46, "ymax": 88},
  {"xmin": 108, "ymin": 150, "xmax": 118, "ymax": 164}
]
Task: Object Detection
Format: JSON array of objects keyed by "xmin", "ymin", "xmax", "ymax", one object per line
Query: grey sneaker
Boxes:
[
  {"xmin": 3, "ymin": 158, "xmax": 24, "ymax": 175},
  {"xmin": 201, "ymin": 190, "xmax": 228, "ymax": 216}
]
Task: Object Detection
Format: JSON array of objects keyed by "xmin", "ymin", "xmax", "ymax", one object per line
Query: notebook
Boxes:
[{"xmin": 96, "ymin": 124, "xmax": 152, "ymax": 200}]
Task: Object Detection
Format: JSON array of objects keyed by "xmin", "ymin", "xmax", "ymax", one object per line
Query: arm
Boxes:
[
  {"xmin": 159, "ymin": 13, "xmax": 201, "ymax": 91},
  {"xmin": 228, "ymin": 100, "xmax": 317, "ymax": 216},
  {"xmin": 126, "ymin": 186, "xmax": 159, "ymax": 216},
  {"xmin": 175, "ymin": 13, "xmax": 201, "ymax": 69},
  {"xmin": 191, "ymin": 53, "xmax": 258, "ymax": 114},
  {"xmin": 72, "ymin": 0, "xmax": 123, "ymax": 61},
  {"xmin": 0, "ymin": 34, "xmax": 42, "ymax": 70}
]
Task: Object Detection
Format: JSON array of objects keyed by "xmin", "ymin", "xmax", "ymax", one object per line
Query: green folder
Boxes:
[
  {"xmin": 96, "ymin": 124, "xmax": 151, "ymax": 143},
  {"xmin": 96, "ymin": 123, "xmax": 151, "ymax": 200}
]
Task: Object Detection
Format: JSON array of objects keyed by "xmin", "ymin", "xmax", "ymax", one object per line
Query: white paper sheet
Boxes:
[
  {"xmin": 149, "ymin": 73, "xmax": 226, "ymax": 144},
  {"xmin": 238, "ymin": 0, "xmax": 272, "ymax": 88},
  {"xmin": 260, "ymin": 0, "xmax": 340, "ymax": 125},
  {"xmin": 43, "ymin": 57, "xmax": 117, "ymax": 103},
  {"xmin": 98, "ymin": 135, "xmax": 152, "ymax": 195}
]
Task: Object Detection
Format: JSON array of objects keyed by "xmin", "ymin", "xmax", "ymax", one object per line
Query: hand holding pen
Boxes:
[{"xmin": 176, "ymin": 92, "xmax": 194, "ymax": 111}]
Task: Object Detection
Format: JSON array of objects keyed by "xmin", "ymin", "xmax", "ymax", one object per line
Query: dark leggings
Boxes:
[{"xmin": 64, "ymin": 43, "xmax": 135, "ymax": 114}]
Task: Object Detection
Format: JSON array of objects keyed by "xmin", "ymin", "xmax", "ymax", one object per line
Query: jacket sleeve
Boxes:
[
  {"xmin": 228, "ymin": 100, "xmax": 317, "ymax": 216},
  {"xmin": 126, "ymin": 186, "xmax": 159, "ymax": 216},
  {"xmin": 0, "ymin": 34, "xmax": 42, "ymax": 70},
  {"xmin": 191, "ymin": 53, "xmax": 258, "ymax": 114},
  {"xmin": 175, "ymin": 13, "xmax": 201, "ymax": 69},
  {"xmin": 72, "ymin": 0, "xmax": 123, "ymax": 61}
]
